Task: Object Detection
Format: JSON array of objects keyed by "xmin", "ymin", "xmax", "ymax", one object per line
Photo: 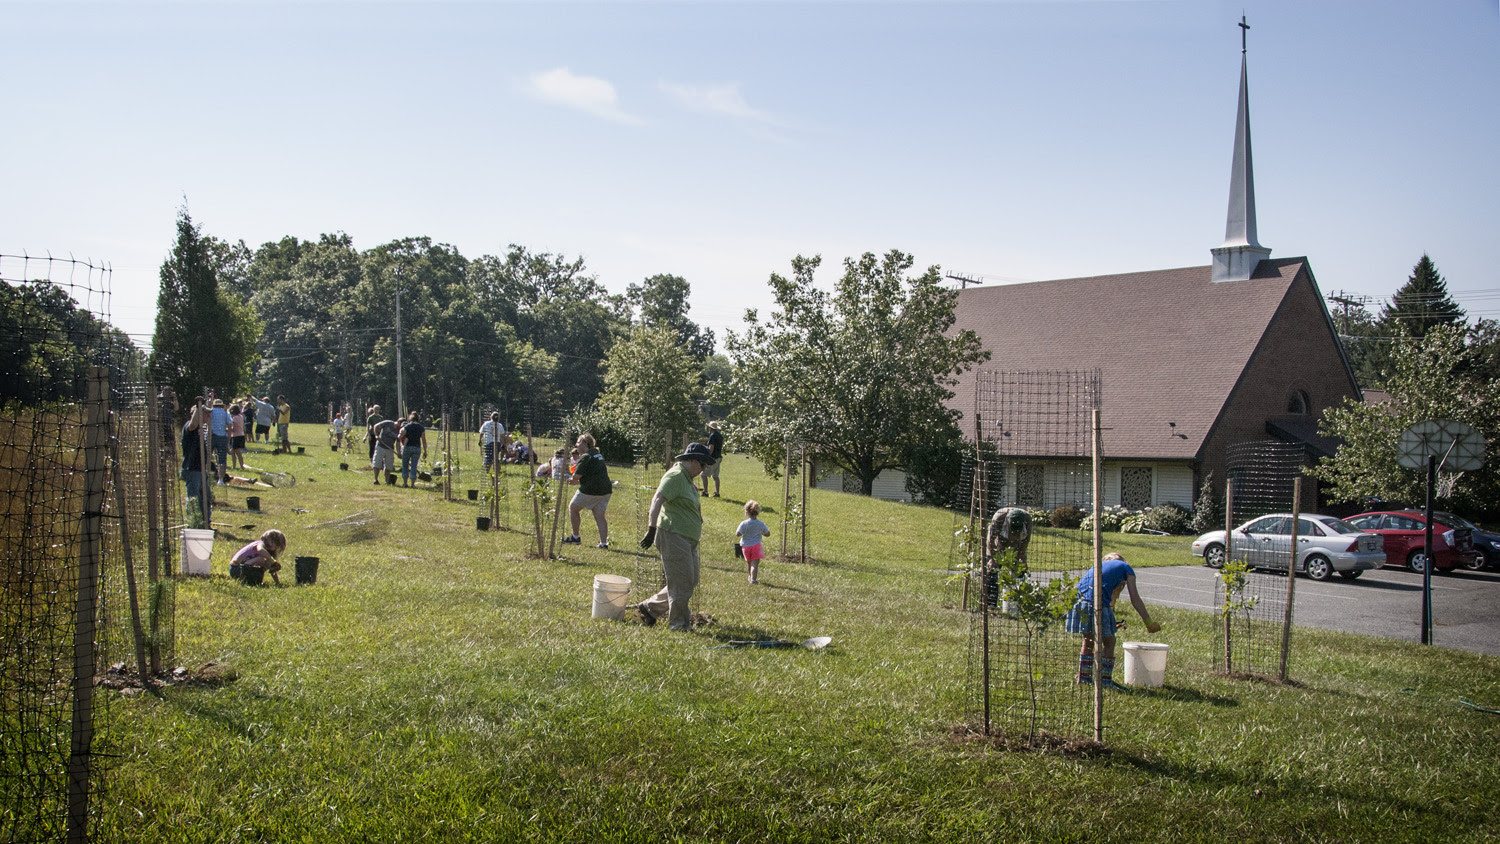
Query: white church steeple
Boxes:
[{"xmin": 1211, "ymin": 16, "xmax": 1272, "ymax": 282}]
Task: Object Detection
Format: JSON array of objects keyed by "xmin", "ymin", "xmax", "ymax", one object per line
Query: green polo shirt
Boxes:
[{"xmin": 656, "ymin": 463, "xmax": 702, "ymax": 542}]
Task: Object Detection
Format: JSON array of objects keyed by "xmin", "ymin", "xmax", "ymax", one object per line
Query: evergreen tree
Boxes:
[
  {"xmin": 148, "ymin": 207, "xmax": 259, "ymax": 404},
  {"xmin": 1378, "ymin": 254, "xmax": 1465, "ymax": 339}
]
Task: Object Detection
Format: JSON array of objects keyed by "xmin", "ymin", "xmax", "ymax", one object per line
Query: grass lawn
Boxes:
[{"xmin": 99, "ymin": 424, "xmax": 1500, "ymax": 843}]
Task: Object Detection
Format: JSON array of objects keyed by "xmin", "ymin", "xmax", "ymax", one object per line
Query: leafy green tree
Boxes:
[
  {"xmin": 596, "ymin": 325, "xmax": 703, "ymax": 457},
  {"xmin": 466, "ymin": 245, "xmax": 627, "ymax": 410},
  {"xmin": 1, "ymin": 279, "xmax": 141, "ymax": 404},
  {"xmin": 1311, "ymin": 324, "xmax": 1500, "ymax": 520},
  {"xmin": 627, "ymin": 273, "xmax": 715, "ymax": 360},
  {"xmin": 723, "ymin": 250, "xmax": 989, "ymax": 495},
  {"xmin": 149, "ymin": 208, "xmax": 259, "ymax": 403}
]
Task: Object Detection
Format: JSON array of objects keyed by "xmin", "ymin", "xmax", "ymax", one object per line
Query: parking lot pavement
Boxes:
[{"xmin": 1131, "ymin": 563, "xmax": 1500, "ymax": 658}]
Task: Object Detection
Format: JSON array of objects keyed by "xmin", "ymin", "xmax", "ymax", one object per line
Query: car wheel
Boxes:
[
  {"xmin": 1203, "ymin": 544, "xmax": 1225, "ymax": 569},
  {"xmin": 1338, "ymin": 569, "xmax": 1363, "ymax": 580},
  {"xmin": 1406, "ymin": 550, "xmax": 1430, "ymax": 574},
  {"xmin": 1305, "ymin": 555, "xmax": 1333, "ymax": 581},
  {"xmin": 1461, "ymin": 553, "xmax": 1485, "ymax": 572}
]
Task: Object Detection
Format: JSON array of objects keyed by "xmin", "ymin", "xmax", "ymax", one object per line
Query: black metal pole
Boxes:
[{"xmin": 1421, "ymin": 454, "xmax": 1435, "ymax": 645}]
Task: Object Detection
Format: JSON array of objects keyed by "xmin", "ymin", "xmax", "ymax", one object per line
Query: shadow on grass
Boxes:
[{"xmin": 1123, "ymin": 684, "xmax": 1242, "ymax": 707}]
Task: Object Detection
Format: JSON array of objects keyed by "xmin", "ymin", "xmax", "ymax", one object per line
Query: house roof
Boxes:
[{"xmin": 948, "ymin": 257, "xmax": 1311, "ymax": 461}]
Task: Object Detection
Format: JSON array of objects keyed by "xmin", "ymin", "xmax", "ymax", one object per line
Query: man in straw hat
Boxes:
[{"xmin": 636, "ymin": 441, "xmax": 715, "ymax": 630}]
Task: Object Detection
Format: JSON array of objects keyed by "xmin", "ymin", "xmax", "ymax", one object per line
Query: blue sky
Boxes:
[{"xmin": 4, "ymin": 0, "xmax": 1497, "ymax": 351}]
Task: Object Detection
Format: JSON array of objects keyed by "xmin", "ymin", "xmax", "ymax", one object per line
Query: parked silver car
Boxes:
[{"xmin": 1191, "ymin": 513, "xmax": 1385, "ymax": 581}]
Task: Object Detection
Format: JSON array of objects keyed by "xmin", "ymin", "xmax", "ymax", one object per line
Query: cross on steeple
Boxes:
[{"xmin": 1239, "ymin": 14, "xmax": 1250, "ymax": 53}]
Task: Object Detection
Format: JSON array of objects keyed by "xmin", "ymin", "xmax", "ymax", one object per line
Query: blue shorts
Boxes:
[{"xmin": 1065, "ymin": 599, "xmax": 1117, "ymax": 637}]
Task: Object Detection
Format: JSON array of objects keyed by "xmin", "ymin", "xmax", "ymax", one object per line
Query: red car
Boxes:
[{"xmin": 1344, "ymin": 510, "xmax": 1482, "ymax": 573}]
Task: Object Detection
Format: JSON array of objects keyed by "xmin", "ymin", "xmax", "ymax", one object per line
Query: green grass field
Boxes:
[{"xmin": 99, "ymin": 423, "xmax": 1500, "ymax": 843}]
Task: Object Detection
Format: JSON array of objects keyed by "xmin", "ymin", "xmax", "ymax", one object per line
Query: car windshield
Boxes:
[
  {"xmin": 1320, "ymin": 518, "xmax": 1361, "ymax": 535},
  {"xmin": 1433, "ymin": 512, "xmax": 1477, "ymax": 529}
]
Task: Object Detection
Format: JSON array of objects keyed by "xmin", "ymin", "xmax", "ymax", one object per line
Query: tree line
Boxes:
[{"xmin": 147, "ymin": 208, "xmax": 720, "ymax": 430}]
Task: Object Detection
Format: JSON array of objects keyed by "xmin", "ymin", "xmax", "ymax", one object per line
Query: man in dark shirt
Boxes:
[
  {"xmin": 397, "ymin": 411, "xmax": 428, "ymax": 487},
  {"xmin": 700, "ymin": 421, "xmax": 724, "ymax": 497},
  {"xmin": 181, "ymin": 398, "xmax": 210, "ymax": 520},
  {"xmin": 563, "ymin": 433, "xmax": 613, "ymax": 547}
]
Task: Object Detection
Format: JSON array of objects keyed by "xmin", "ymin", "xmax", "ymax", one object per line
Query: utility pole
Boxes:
[
  {"xmin": 945, "ymin": 272, "xmax": 984, "ymax": 289},
  {"xmin": 394, "ymin": 266, "xmax": 405, "ymax": 419}
]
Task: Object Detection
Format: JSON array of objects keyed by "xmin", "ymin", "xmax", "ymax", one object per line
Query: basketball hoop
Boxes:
[{"xmin": 1396, "ymin": 419, "xmax": 1485, "ymax": 472}]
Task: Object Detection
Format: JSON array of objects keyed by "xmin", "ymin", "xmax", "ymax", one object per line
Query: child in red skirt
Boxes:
[{"xmin": 737, "ymin": 500, "xmax": 771, "ymax": 584}]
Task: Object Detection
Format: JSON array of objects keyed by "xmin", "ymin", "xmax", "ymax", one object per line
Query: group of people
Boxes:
[
  {"xmin": 177, "ymin": 391, "xmax": 292, "ymax": 515},
  {"xmin": 366, "ymin": 405, "xmax": 429, "ymax": 487}
]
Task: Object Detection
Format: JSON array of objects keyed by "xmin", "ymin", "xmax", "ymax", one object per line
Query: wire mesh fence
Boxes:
[
  {"xmin": 3, "ymin": 253, "xmax": 173, "ymax": 842},
  {"xmin": 959, "ymin": 369, "xmax": 1103, "ymax": 742},
  {"xmin": 1211, "ymin": 441, "xmax": 1306, "ymax": 679}
]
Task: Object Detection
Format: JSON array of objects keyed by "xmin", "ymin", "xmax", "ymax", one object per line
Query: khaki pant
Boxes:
[{"xmin": 640, "ymin": 529, "xmax": 700, "ymax": 630}]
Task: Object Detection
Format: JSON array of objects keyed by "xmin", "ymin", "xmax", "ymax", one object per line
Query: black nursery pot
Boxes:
[
  {"xmin": 246, "ymin": 496, "xmax": 260, "ymax": 511},
  {"xmin": 418, "ymin": 472, "xmax": 432, "ymax": 483},
  {"xmin": 296, "ymin": 446, "xmax": 305, "ymax": 454},
  {"xmin": 241, "ymin": 565, "xmax": 266, "ymax": 587},
  {"xmin": 386, "ymin": 472, "xmax": 398, "ymax": 485},
  {"xmin": 467, "ymin": 489, "xmax": 479, "ymax": 501},
  {"xmin": 476, "ymin": 516, "xmax": 491, "ymax": 531},
  {"xmin": 339, "ymin": 463, "xmax": 349, "ymax": 471},
  {"xmin": 331, "ymin": 445, "xmax": 338, "ymax": 452},
  {"xmin": 294, "ymin": 556, "xmax": 319, "ymax": 585}
]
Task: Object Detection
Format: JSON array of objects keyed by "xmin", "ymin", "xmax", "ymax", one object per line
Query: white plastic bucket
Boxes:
[
  {"xmin": 181, "ymin": 528, "xmax": 215, "ymax": 577},
  {"xmin": 591, "ymin": 574, "xmax": 632, "ymax": 620},
  {"xmin": 1122, "ymin": 642, "xmax": 1169, "ymax": 687}
]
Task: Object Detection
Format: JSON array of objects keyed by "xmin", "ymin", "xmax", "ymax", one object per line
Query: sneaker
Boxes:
[
  {"xmin": 595, "ymin": 542, "xmax": 609, "ymax": 549},
  {"xmin": 561, "ymin": 535, "xmax": 581, "ymax": 544},
  {"xmin": 637, "ymin": 606, "xmax": 657, "ymax": 627}
]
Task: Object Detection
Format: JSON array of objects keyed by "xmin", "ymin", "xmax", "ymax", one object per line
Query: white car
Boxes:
[{"xmin": 1191, "ymin": 513, "xmax": 1385, "ymax": 581}]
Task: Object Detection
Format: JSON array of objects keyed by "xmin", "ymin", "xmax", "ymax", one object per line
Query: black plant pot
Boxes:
[
  {"xmin": 386, "ymin": 473, "xmax": 397, "ymax": 486},
  {"xmin": 241, "ymin": 565, "xmax": 265, "ymax": 586},
  {"xmin": 476, "ymin": 516, "xmax": 491, "ymax": 531},
  {"xmin": 339, "ymin": 463, "xmax": 349, "ymax": 471},
  {"xmin": 467, "ymin": 489, "xmax": 479, "ymax": 501},
  {"xmin": 296, "ymin": 446, "xmax": 305, "ymax": 454},
  {"xmin": 246, "ymin": 496, "xmax": 260, "ymax": 511},
  {"xmin": 295, "ymin": 556, "xmax": 319, "ymax": 585}
]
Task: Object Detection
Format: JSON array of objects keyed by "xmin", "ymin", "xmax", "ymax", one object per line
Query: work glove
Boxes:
[{"xmin": 639, "ymin": 526, "xmax": 657, "ymax": 549}]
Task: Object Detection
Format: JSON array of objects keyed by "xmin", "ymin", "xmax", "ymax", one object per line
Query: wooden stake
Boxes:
[
  {"xmin": 108, "ymin": 411, "xmax": 150, "ymax": 684},
  {"xmin": 1091, "ymin": 406, "xmax": 1104, "ymax": 743},
  {"xmin": 1279, "ymin": 477, "xmax": 1301, "ymax": 681},
  {"xmin": 68, "ymin": 367, "xmax": 108, "ymax": 844}
]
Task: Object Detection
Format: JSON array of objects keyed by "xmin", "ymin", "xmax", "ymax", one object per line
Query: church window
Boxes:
[{"xmin": 1287, "ymin": 390, "xmax": 1310, "ymax": 415}]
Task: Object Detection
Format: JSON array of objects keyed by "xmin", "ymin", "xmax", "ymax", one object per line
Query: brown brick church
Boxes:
[{"xmin": 943, "ymin": 42, "xmax": 1360, "ymax": 513}]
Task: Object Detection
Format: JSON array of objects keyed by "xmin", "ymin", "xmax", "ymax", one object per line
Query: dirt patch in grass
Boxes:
[
  {"xmin": 946, "ymin": 722, "xmax": 1109, "ymax": 757},
  {"xmin": 98, "ymin": 661, "xmax": 240, "ymax": 695}
]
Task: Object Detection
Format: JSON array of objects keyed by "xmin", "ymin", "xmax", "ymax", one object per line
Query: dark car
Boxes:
[
  {"xmin": 1344, "ymin": 510, "xmax": 1482, "ymax": 574},
  {"xmin": 1431, "ymin": 512, "xmax": 1499, "ymax": 571}
]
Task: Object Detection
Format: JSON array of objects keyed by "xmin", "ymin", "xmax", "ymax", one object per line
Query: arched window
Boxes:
[{"xmin": 1286, "ymin": 390, "xmax": 1310, "ymax": 415}]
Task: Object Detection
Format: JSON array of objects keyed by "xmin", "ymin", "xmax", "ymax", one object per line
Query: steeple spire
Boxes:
[{"xmin": 1211, "ymin": 15, "xmax": 1272, "ymax": 282}]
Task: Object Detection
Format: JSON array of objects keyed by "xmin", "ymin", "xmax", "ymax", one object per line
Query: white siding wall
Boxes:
[{"xmin": 813, "ymin": 469, "xmax": 912, "ymax": 503}]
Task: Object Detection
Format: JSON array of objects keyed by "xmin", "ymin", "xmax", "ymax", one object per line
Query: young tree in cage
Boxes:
[
  {"xmin": 724, "ymin": 250, "xmax": 988, "ymax": 495},
  {"xmin": 149, "ymin": 207, "xmax": 259, "ymax": 403},
  {"xmin": 988, "ymin": 548, "xmax": 1076, "ymax": 740}
]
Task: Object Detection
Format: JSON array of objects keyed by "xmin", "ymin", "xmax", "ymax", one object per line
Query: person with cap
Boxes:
[
  {"xmin": 365, "ymin": 404, "xmax": 382, "ymax": 462},
  {"xmin": 636, "ymin": 441, "xmax": 714, "ymax": 630},
  {"xmin": 700, "ymin": 420, "xmax": 725, "ymax": 497},
  {"xmin": 208, "ymin": 397, "xmax": 231, "ymax": 484},
  {"xmin": 562, "ymin": 433, "xmax": 612, "ymax": 548}
]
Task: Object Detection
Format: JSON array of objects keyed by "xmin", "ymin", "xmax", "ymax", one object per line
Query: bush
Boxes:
[
  {"xmin": 1144, "ymin": 503, "xmax": 1194, "ymax": 536},
  {"xmin": 562, "ymin": 406, "xmax": 636, "ymax": 465},
  {"xmin": 1081, "ymin": 505, "xmax": 1134, "ymax": 533},
  {"xmin": 1190, "ymin": 472, "xmax": 1224, "ymax": 534},
  {"xmin": 1049, "ymin": 504, "xmax": 1084, "ymax": 529}
]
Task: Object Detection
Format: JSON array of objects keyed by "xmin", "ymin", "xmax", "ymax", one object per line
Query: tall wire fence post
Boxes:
[{"xmin": 1091, "ymin": 406, "xmax": 1105, "ymax": 742}]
